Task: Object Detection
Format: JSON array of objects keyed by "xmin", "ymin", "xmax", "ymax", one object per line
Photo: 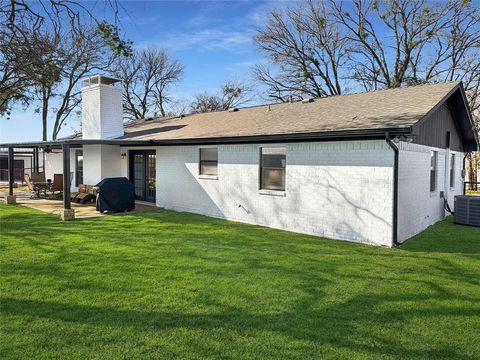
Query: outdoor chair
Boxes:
[
  {"xmin": 48, "ymin": 174, "xmax": 63, "ymax": 199},
  {"xmin": 31, "ymin": 172, "xmax": 46, "ymax": 183},
  {"xmin": 24, "ymin": 174, "xmax": 38, "ymax": 198}
]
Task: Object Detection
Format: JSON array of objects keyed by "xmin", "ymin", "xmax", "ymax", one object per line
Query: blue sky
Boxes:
[{"xmin": 1, "ymin": 0, "xmax": 284, "ymax": 143}]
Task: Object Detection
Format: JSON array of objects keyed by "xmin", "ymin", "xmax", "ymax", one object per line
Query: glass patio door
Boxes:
[{"xmin": 129, "ymin": 150, "xmax": 156, "ymax": 202}]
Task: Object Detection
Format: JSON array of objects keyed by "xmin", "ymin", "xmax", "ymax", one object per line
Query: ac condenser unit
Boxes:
[{"xmin": 454, "ymin": 195, "xmax": 480, "ymax": 227}]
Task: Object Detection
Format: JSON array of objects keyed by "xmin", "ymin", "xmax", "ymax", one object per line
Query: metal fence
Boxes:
[
  {"xmin": 0, "ymin": 164, "xmax": 43, "ymax": 183},
  {"xmin": 0, "ymin": 168, "xmax": 28, "ymax": 183},
  {"xmin": 464, "ymin": 181, "xmax": 480, "ymax": 194}
]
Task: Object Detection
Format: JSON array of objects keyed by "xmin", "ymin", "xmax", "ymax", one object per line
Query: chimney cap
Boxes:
[{"xmin": 82, "ymin": 75, "xmax": 122, "ymax": 88}]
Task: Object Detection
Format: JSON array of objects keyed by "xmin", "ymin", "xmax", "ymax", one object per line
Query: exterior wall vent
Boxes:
[{"xmin": 454, "ymin": 195, "xmax": 480, "ymax": 226}]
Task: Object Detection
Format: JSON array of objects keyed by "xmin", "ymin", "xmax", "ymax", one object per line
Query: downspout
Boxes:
[
  {"xmin": 385, "ymin": 134, "xmax": 400, "ymax": 247},
  {"xmin": 462, "ymin": 153, "xmax": 468, "ymax": 195}
]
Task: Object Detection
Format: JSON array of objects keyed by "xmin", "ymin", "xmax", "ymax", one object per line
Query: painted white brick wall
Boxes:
[
  {"xmin": 83, "ymin": 145, "xmax": 121, "ymax": 185},
  {"xmin": 155, "ymin": 140, "xmax": 395, "ymax": 246},
  {"xmin": 45, "ymin": 146, "xmax": 121, "ymax": 190},
  {"xmin": 44, "ymin": 152, "xmax": 62, "ymax": 180},
  {"xmin": 81, "ymin": 84, "xmax": 123, "ymax": 140},
  {"xmin": 44, "ymin": 150, "xmax": 76, "ymax": 191},
  {"xmin": 397, "ymin": 142, "xmax": 464, "ymax": 242}
]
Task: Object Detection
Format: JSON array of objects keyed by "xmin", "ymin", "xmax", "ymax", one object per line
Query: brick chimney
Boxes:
[{"xmin": 81, "ymin": 75, "xmax": 124, "ymax": 139}]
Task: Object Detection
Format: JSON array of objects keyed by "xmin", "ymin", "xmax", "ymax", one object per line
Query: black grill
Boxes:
[{"xmin": 95, "ymin": 177, "xmax": 135, "ymax": 213}]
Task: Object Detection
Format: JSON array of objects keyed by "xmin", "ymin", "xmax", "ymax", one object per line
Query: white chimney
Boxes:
[{"xmin": 81, "ymin": 75, "xmax": 124, "ymax": 139}]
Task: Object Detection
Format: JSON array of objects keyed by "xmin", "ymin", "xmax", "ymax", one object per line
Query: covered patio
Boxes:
[
  {"xmin": 1, "ymin": 138, "xmax": 156, "ymax": 220},
  {"xmin": 0, "ymin": 188, "xmax": 156, "ymax": 218}
]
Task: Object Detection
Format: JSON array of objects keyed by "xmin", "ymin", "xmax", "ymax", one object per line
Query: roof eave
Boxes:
[
  {"xmin": 457, "ymin": 83, "xmax": 479, "ymax": 151},
  {"xmin": 146, "ymin": 127, "xmax": 412, "ymax": 146},
  {"xmin": 0, "ymin": 127, "xmax": 413, "ymax": 148}
]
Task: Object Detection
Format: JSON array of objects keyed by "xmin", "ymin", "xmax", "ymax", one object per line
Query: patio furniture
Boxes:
[
  {"xmin": 47, "ymin": 174, "xmax": 63, "ymax": 199},
  {"xmin": 24, "ymin": 174, "xmax": 39, "ymax": 198},
  {"xmin": 31, "ymin": 172, "xmax": 46, "ymax": 183},
  {"xmin": 34, "ymin": 182, "xmax": 52, "ymax": 198},
  {"xmin": 71, "ymin": 184, "xmax": 96, "ymax": 204}
]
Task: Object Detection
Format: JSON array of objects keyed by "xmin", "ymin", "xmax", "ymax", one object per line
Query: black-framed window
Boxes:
[
  {"xmin": 430, "ymin": 150, "xmax": 437, "ymax": 192},
  {"xmin": 450, "ymin": 154, "xmax": 455, "ymax": 188},
  {"xmin": 75, "ymin": 150, "xmax": 83, "ymax": 186},
  {"xmin": 260, "ymin": 147, "xmax": 286, "ymax": 191},
  {"xmin": 199, "ymin": 148, "xmax": 218, "ymax": 176}
]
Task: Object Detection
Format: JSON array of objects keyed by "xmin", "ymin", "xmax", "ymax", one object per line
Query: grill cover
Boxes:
[{"xmin": 95, "ymin": 177, "xmax": 135, "ymax": 213}]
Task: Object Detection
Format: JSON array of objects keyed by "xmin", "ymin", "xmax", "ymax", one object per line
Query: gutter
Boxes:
[
  {"xmin": 385, "ymin": 134, "xmax": 400, "ymax": 247},
  {"xmin": 0, "ymin": 127, "xmax": 412, "ymax": 148}
]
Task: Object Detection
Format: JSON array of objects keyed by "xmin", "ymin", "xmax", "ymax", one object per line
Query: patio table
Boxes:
[{"xmin": 33, "ymin": 182, "xmax": 52, "ymax": 198}]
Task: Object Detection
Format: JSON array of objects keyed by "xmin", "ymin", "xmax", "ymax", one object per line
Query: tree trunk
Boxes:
[
  {"xmin": 42, "ymin": 89, "xmax": 49, "ymax": 141},
  {"xmin": 467, "ymin": 153, "xmax": 478, "ymax": 191},
  {"xmin": 159, "ymin": 97, "xmax": 165, "ymax": 117},
  {"xmin": 52, "ymin": 113, "xmax": 60, "ymax": 140}
]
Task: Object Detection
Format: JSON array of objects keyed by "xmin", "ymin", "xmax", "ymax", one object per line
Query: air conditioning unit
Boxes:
[{"xmin": 454, "ymin": 195, "xmax": 480, "ymax": 226}]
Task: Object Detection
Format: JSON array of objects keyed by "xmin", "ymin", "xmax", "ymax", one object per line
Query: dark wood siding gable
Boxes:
[{"xmin": 412, "ymin": 103, "xmax": 463, "ymax": 152}]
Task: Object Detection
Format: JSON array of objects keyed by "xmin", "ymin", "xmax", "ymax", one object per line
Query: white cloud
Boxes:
[{"xmin": 138, "ymin": 28, "xmax": 254, "ymax": 53}]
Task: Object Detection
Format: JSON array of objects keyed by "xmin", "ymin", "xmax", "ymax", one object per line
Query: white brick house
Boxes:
[{"xmin": 3, "ymin": 76, "xmax": 478, "ymax": 247}]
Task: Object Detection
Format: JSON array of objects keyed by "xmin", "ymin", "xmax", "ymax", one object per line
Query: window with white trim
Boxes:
[
  {"xmin": 75, "ymin": 150, "xmax": 83, "ymax": 186},
  {"xmin": 199, "ymin": 148, "xmax": 218, "ymax": 176},
  {"xmin": 450, "ymin": 154, "xmax": 455, "ymax": 188},
  {"xmin": 430, "ymin": 150, "xmax": 438, "ymax": 192},
  {"xmin": 260, "ymin": 147, "xmax": 286, "ymax": 191}
]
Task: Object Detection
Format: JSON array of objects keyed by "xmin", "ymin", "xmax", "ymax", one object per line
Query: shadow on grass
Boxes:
[
  {"xmin": 2, "ymin": 204, "xmax": 480, "ymax": 358},
  {"xmin": 1, "ymin": 293, "xmax": 478, "ymax": 360},
  {"xmin": 3, "ymin": 204, "xmax": 480, "ymax": 258}
]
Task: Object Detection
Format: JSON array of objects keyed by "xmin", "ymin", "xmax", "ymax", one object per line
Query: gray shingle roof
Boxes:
[{"xmin": 117, "ymin": 81, "xmax": 460, "ymax": 141}]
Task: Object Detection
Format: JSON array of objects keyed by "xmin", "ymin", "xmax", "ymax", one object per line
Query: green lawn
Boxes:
[{"xmin": 1, "ymin": 203, "xmax": 479, "ymax": 360}]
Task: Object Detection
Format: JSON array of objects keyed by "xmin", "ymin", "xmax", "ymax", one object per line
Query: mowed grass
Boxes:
[{"xmin": 1, "ymin": 203, "xmax": 479, "ymax": 360}]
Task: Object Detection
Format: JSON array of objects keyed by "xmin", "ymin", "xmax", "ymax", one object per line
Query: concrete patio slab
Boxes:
[{"xmin": 0, "ymin": 189, "xmax": 156, "ymax": 219}]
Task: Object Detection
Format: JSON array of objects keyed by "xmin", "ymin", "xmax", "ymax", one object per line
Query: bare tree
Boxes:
[
  {"xmin": 113, "ymin": 48, "xmax": 183, "ymax": 120},
  {"xmin": 256, "ymin": 1, "xmax": 479, "ymax": 108},
  {"xmin": 0, "ymin": 8, "xmax": 45, "ymax": 113},
  {"xmin": 254, "ymin": 0, "xmax": 349, "ymax": 102},
  {"xmin": 190, "ymin": 80, "xmax": 252, "ymax": 113},
  {"xmin": 51, "ymin": 26, "xmax": 118, "ymax": 140},
  {"xmin": 30, "ymin": 30, "xmax": 64, "ymax": 141},
  {"xmin": 331, "ymin": 0, "xmax": 480, "ymax": 158},
  {"xmin": 0, "ymin": 0, "xmax": 131, "ymax": 139},
  {"xmin": 5, "ymin": 24, "xmax": 119, "ymax": 140},
  {"xmin": 331, "ymin": 0, "xmax": 454, "ymax": 89}
]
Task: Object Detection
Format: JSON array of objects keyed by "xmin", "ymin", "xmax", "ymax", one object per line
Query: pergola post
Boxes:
[
  {"xmin": 33, "ymin": 147, "xmax": 39, "ymax": 172},
  {"xmin": 59, "ymin": 143, "xmax": 75, "ymax": 220},
  {"xmin": 6, "ymin": 147, "xmax": 16, "ymax": 204}
]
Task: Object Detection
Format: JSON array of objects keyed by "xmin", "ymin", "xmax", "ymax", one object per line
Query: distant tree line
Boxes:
[{"xmin": 254, "ymin": 1, "xmax": 479, "ymax": 111}]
